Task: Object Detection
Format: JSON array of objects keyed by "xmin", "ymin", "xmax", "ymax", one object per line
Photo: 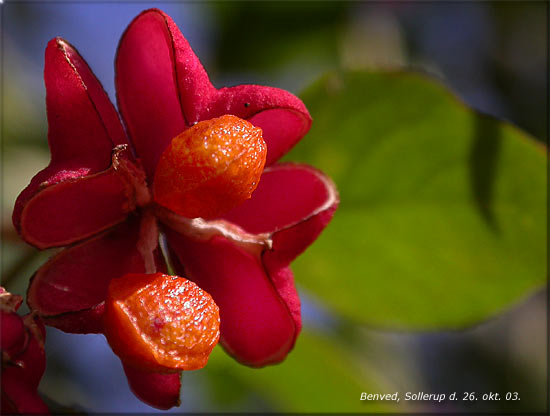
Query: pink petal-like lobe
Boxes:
[
  {"xmin": 122, "ymin": 363, "xmax": 181, "ymax": 410},
  {"xmin": 116, "ymin": 8, "xmax": 311, "ymax": 178},
  {"xmin": 116, "ymin": 9, "xmax": 191, "ymax": 178},
  {"xmin": 211, "ymin": 89, "xmax": 311, "ymax": 165},
  {"xmin": 1, "ymin": 297, "xmax": 48, "ymax": 415},
  {"xmin": 165, "ymin": 231, "xmax": 299, "ymax": 367},
  {"xmin": 13, "ymin": 316, "xmax": 46, "ymax": 389},
  {"xmin": 223, "ymin": 163, "xmax": 339, "ymax": 264},
  {"xmin": 27, "ymin": 217, "xmax": 165, "ymax": 333},
  {"xmin": 0, "ymin": 312, "xmax": 25, "ymax": 356},
  {"xmin": 44, "ymin": 38, "xmax": 126, "ymax": 163},
  {"xmin": 1, "ymin": 368, "xmax": 49, "ymax": 415},
  {"xmin": 163, "ymin": 164, "xmax": 337, "ymax": 366},
  {"xmin": 13, "ymin": 38, "xmax": 129, "ymax": 239},
  {"xmin": 18, "ymin": 161, "xmax": 135, "ymax": 249}
]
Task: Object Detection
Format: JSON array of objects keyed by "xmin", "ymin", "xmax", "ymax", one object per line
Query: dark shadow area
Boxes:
[{"xmin": 469, "ymin": 112, "xmax": 502, "ymax": 232}]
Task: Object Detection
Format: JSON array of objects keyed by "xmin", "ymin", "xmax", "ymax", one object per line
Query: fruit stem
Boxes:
[{"xmin": 137, "ymin": 210, "xmax": 159, "ymax": 274}]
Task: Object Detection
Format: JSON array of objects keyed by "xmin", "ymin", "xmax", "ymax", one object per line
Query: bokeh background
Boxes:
[{"xmin": 1, "ymin": 1, "xmax": 547, "ymax": 413}]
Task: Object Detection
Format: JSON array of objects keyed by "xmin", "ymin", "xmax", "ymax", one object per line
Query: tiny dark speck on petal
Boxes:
[{"xmin": 244, "ymin": 102, "xmax": 250, "ymax": 108}]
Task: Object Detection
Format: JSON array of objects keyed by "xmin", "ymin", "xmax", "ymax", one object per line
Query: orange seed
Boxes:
[
  {"xmin": 153, "ymin": 115, "xmax": 267, "ymax": 219},
  {"xmin": 104, "ymin": 273, "xmax": 220, "ymax": 372}
]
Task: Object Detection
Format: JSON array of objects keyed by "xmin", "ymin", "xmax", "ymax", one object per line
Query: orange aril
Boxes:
[
  {"xmin": 153, "ymin": 115, "xmax": 266, "ymax": 219},
  {"xmin": 104, "ymin": 273, "xmax": 220, "ymax": 372}
]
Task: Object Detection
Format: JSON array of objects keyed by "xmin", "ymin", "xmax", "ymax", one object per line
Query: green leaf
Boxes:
[
  {"xmin": 286, "ymin": 71, "xmax": 547, "ymax": 329},
  {"xmin": 205, "ymin": 331, "xmax": 393, "ymax": 412}
]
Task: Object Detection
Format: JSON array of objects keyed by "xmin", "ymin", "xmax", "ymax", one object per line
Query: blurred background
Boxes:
[{"xmin": 1, "ymin": 1, "xmax": 547, "ymax": 413}]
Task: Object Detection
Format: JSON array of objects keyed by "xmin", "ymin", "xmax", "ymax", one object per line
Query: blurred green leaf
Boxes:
[
  {"xmin": 286, "ymin": 71, "xmax": 546, "ymax": 329},
  {"xmin": 206, "ymin": 330, "xmax": 393, "ymax": 412}
]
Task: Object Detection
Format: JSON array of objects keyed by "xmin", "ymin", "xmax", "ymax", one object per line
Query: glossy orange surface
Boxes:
[
  {"xmin": 153, "ymin": 115, "xmax": 267, "ymax": 219},
  {"xmin": 104, "ymin": 273, "xmax": 220, "ymax": 372}
]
